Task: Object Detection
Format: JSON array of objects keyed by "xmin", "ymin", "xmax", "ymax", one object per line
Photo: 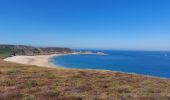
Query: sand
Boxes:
[{"xmin": 3, "ymin": 54, "xmax": 64, "ymax": 68}]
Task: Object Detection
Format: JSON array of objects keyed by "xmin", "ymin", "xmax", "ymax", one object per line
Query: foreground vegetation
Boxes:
[{"xmin": 0, "ymin": 60, "xmax": 170, "ymax": 100}]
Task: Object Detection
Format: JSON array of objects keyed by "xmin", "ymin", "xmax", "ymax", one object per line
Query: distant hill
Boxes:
[{"xmin": 0, "ymin": 44, "xmax": 72, "ymax": 58}]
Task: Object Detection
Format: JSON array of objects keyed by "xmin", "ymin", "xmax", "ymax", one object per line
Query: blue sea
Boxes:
[{"xmin": 52, "ymin": 50, "xmax": 170, "ymax": 78}]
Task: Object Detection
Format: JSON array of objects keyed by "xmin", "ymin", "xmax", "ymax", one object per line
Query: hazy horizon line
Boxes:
[{"xmin": 0, "ymin": 43, "xmax": 170, "ymax": 52}]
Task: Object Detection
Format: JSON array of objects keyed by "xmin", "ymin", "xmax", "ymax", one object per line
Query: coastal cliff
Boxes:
[{"xmin": 0, "ymin": 44, "xmax": 72, "ymax": 58}]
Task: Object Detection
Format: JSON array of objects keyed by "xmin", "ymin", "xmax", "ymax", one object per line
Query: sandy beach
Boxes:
[{"xmin": 4, "ymin": 54, "xmax": 64, "ymax": 68}]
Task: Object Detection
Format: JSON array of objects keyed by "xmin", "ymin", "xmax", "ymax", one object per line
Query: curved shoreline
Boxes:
[
  {"xmin": 4, "ymin": 54, "xmax": 66, "ymax": 68},
  {"xmin": 3, "ymin": 53, "xmax": 170, "ymax": 79},
  {"xmin": 49, "ymin": 54, "xmax": 170, "ymax": 79}
]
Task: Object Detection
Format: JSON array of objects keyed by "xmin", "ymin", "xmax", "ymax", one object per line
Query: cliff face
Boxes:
[{"xmin": 0, "ymin": 44, "xmax": 72, "ymax": 57}]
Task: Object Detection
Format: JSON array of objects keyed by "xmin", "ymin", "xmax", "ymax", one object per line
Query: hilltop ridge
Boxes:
[{"xmin": 0, "ymin": 44, "xmax": 72, "ymax": 58}]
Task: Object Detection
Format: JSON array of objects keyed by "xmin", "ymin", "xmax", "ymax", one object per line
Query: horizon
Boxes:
[
  {"xmin": 0, "ymin": 0, "xmax": 170, "ymax": 51},
  {"xmin": 1, "ymin": 43, "xmax": 170, "ymax": 52}
]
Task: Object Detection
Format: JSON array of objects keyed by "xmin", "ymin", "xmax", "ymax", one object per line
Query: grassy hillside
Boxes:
[
  {"xmin": 0, "ymin": 44, "xmax": 72, "ymax": 56},
  {"xmin": 0, "ymin": 48, "xmax": 12, "ymax": 58},
  {"xmin": 0, "ymin": 60, "xmax": 170, "ymax": 100}
]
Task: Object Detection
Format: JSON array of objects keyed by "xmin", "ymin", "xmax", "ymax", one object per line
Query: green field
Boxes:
[{"xmin": 0, "ymin": 48, "xmax": 12, "ymax": 58}]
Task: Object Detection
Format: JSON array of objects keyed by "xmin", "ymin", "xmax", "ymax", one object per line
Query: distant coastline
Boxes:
[
  {"xmin": 74, "ymin": 51, "xmax": 108, "ymax": 55},
  {"xmin": 3, "ymin": 51, "xmax": 170, "ymax": 80},
  {"xmin": 3, "ymin": 51, "xmax": 107, "ymax": 68},
  {"xmin": 0, "ymin": 44, "xmax": 72, "ymax": 59}
]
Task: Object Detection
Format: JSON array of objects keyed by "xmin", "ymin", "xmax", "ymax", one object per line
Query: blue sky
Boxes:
[{"xmin": 0, "ymin": 0, "xmax": 170, "ymax": 50}]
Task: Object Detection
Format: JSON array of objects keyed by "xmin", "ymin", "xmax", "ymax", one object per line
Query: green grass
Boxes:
[{"xmin": 0, "ymin": 48, "xmax": 12, "ymax": 58}]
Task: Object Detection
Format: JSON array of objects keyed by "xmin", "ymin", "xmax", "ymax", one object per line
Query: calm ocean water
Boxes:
[{"xmin": 52, "ymin": 50, "xmax": 170, "ymax": 78}]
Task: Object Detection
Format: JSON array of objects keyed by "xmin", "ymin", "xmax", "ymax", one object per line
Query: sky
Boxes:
[{"xmin": 0, "ymin": 0, "xmax": 170, "ymax": 51}]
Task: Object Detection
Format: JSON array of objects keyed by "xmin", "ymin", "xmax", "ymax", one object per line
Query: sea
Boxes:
[{"xmin": 51, "ymin": 50, "xmax": 170, "ymax": 79}]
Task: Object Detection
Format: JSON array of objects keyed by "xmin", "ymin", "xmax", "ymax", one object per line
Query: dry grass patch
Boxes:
[{"xmin": 0, "ymin": 60, "xmax": 170, "ymax": 99}]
